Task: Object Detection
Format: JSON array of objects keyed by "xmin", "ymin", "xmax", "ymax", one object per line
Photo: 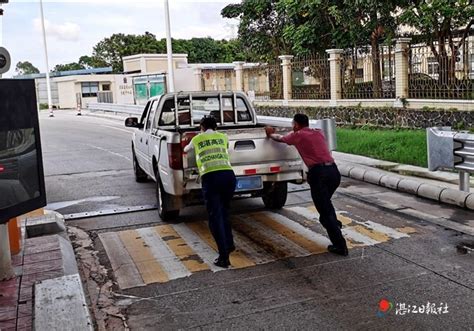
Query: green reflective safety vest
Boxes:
[{"xmin": 192, "ymin": 131, "xmax": 232, "ymax": 176}]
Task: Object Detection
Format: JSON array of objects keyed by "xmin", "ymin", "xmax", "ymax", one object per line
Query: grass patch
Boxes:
[{"xmin": 336, "ymin": 128, "xmax": 427, "ymax": 167}]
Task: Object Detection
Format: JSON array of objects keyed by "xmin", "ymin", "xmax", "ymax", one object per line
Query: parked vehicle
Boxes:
[{"xmin": 125, "ymin": 91, "xmax": 304, "ymax": 221}]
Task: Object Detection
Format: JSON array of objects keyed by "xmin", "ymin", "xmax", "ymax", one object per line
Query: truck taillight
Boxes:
[
  {"xmin": 270, "ymin": 166, "xmax": 281, "ymax": 173},
  {"xmin": 0, "ymin": 165, "xmax": 4, "ymax": 172},
  {"xmin": 168, "ymin": 143, "xmax": 183, "ymax": 170},
  {"xmin": 181, "ymin": 132, "xmax": 197, "ymax": 148}
]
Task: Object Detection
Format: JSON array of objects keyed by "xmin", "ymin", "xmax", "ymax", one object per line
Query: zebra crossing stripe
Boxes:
[
  {"xmin": 99, "ymin": 232, "xmax": 145, "ymax": 289},
  {"xmin": 287, "ymin": 205, "xmax": 408, "ymax": 241},
  {"xmin": 251, "ymin": 212, "xmax": 328, "ymax": 254},
  {"xmin": 186, "ymin": 221, "xmax": 256, "ymax": 268},
  {"xmin": 234, "ymin": 215, "xmax": 310, "ymax": 258},
  {"xmin": 286, "ymin": 206, "xmax": 319, "ymax": 221},
  {"xmin": 154, "ymin": 225, "xmax": 209, "ymax": 273},
  {"xmin": 118, "ymin": 230, "xmax": 169, "ymax": 284},
  {"xmin": 100, "ymin": 207, "xmax": 413, "ymax": 288},
  {"xmin": 341, "ymin": 228, "xmax": 380, "ymax": 246},
  {"xmin": 136, "ymin": 227, "xmax": 193, "ymax": 280},
  {"xmin": 172, "ymin": 223, "xmax": 223, "ymax": 272}
]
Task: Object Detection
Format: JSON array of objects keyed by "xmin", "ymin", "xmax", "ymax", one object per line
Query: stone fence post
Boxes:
[
  {"xmin": 326, "ymin": 49, "xmax": 344, "ymax": 106},
  {"xmin": 233, "ymin": 61, "xmax": 245, "ymax": 91},
  {"xmin": 278, "ymin": 55, "xmax": 294, "ymax": 100},
  {"xmin": 395, "ymin": 38, "xmax": 412, "ymax": 100}
]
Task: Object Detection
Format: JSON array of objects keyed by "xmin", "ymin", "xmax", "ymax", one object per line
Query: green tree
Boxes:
[
  {"xmin": 400, "ymin": 0, "xmax": 474, "ymax": 84},
  {"xmin": 78, "ymin": 55, "xmax": 108, "ymax": 69},
  {"xmin": 222, "ymin": 0, "xmax": 291, "ymax": 61},
  {"xmin": 328, "ymin": 0, "xmax": 405, "ymax": 96},
  {"xmin": 92, "ymin": 33, "xmax": 245, "ymax": 72},
  {"xmin": 52, "ymin": 62, "xmax": 85, "ymax": 72},
  {"xmin": 93, "ymin": 32, "xmax": 164, "ymax": 72},
  {"xmin": 15, "ymin": 61, "xmax": 40, "ymax": 75}
]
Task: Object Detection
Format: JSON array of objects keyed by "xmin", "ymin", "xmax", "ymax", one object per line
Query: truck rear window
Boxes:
[{"xmin": 155, "ymin": 95, "xmax": 253, "ymax": 128}]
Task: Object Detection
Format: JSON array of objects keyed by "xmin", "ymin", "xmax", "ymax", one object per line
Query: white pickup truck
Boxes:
[{"xmin": 125, "ymin": 91, "xmax": 304, "ymax": 221}]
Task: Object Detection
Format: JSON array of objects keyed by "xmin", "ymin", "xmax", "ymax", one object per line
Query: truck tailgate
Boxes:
[{"xmin": 184, "ymin": 127, "xmax": 301, "ymax": 169}]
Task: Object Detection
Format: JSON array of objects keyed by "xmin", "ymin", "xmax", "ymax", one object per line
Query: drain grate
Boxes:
[{"xmin": 63, "ymin": 205, "xmax": 158, "ymax": 220}]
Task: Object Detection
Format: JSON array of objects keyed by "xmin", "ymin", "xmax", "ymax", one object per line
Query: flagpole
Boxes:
[
  {"xmin": 39, "ymin": 0, "xmax": 53, "ymax": 117},
  {"xmin": 164, "ymin": 0, "xmax": 175, "ymax": 93}
]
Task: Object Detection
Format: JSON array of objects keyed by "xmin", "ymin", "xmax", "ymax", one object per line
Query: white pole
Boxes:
[
  {"xmin": 0, "ymin": 224, "xmax": 14, "ymax": 280},
  {"xmin": 0, "ymin": 4, "xmax": 3, "ymax": 79},
  {"xmin": 0, "ymin": 4, "xmax": 3, "ymax": 46},
  {"xmin": 164, "ymin": 0, "xmax": 175, "ymax": 93},
  {"xmin": 39, "ymin": 0, "xmax": 53, "ymax": 117}
]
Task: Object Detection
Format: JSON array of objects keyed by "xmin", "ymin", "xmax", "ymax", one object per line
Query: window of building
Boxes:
[
  {"xmin": 411, "ymin": 55, "xmax": 422, "ymax": 74},
  {"xmin": 355, "ymin": 68, "xmax": 364, "ymax": 79},
  {"xmin": 81, "ymin": 82, "xmax": 99, "ymax": 97},
  {"xmin": 102, "ymin": 84, "xmax": 111, "ymax": 91},
  {"xmin": 470, "ymin": 54, "xmax": 474, "ymax": 73},
  {"xmin": 427, "ymin": 57, "xmax": 439, "ymax": 76}
]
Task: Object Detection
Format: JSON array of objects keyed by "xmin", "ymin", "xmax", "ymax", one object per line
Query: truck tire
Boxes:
[
  {"xmin": 132, "ymin": 147, "xmax": 148, "ymax": 183},
  {"xmin": 262, "ymin": 182, "xmax": 288, "ymax": 209},
  {"xmin": 156, "ymin": 179, "xmax": 180, "ymax": 222}
]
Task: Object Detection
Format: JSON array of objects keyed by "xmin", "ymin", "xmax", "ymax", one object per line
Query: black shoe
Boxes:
[
  {"xmin": 327, "ymin": 245, "xmax": 349, "ymax": 256},
  {"xmin": 229, "ymin": 245, "xmax": 236, "ymax": 253},
  {"xmin": 214, "ymin": 256, "xmax": 231, "ymax": 268},
  {"xmin": 337, "ymin": 220, "xmax": 343, "ymax": 229}
]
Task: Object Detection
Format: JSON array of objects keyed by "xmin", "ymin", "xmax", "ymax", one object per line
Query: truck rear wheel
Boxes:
[
  {"xmin": 262, "ymin": 182, "xmax": 288, "ymax": 209},
  {"xmin": 156, "ymin": 179, "xmax": 180, "ymax": 222},
  {"xmin": 132, "ymin": 147, "xmax": 148, "ymax": 183}
]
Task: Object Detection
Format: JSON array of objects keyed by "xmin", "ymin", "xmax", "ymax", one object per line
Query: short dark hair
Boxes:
[
  {"xmin": 200, "ymin": 115, "xmax": 217, "ymax": 130},
  {"xmin": 293, "ymin": 113, "xmax": 309, "ymax": 127}
]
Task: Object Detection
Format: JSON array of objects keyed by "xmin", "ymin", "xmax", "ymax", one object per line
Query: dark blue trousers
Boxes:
[
  {"xmin": 307, "ymin": 164, "xmax": 347, "ymax": 249},
  {"xmin": 201, "ymin": 170, "xmax": 236, "ymax": 258}
]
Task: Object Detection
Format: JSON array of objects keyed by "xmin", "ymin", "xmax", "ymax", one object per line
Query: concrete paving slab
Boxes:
[{"xmin": 34, "ymin": 274, "xmax": 93, "ymax": 331}]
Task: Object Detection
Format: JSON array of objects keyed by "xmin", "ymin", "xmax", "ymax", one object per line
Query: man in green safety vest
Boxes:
[{"xmin": 184, "ymin": 116, "xmax": 236, "ymax": 268}]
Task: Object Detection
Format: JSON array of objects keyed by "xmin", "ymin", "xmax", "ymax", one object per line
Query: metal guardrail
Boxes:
[
  {"xmin": 427, "ymin": 127, "xmax": 473, "ymax": 192},
  {"xmin": 87, "ymin": 102, "xmax": 337, "ymax": 151},
  {"xmin": 87, "ymin": 102, "xmax": 142, "ymax": 115}
]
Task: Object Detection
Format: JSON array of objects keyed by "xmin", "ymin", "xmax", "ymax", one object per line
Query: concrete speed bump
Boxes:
[
  {"xmin": 397, "ymin": 179, "xmax": 422, "ymax": 195},
  {"xmin": 439, "ymin": 189, "xmax": 469, "ymax": 208},
  {"xmin": 417, "ymin": 184, "xmax": 446, "ymax": 201}
]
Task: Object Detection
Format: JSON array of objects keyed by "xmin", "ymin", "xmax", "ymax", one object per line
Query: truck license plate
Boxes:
[{"xmin": 235, "ymin": 176, "xmax": 263, "ymax": 192}]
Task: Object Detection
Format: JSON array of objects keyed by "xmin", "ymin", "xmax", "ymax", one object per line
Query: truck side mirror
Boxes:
[{"xmin": 125, "ymin": 117, "xmax": 142, "ymax": 128}]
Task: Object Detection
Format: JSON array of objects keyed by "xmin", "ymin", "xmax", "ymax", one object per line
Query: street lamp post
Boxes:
[
  {"xmin": 39, "ymin": 0, "xmax": 54, "ymax": 117},
  {"xmin": 164, "ymin": 0, "xmax": 175, "ymax": 93}
]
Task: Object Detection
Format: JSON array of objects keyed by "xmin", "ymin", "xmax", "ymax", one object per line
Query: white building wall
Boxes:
[
  {"xmin": 56, "ymin": 81, "xmax": 78, "ymax": 109},
  {"xmin": 174, "ymin": 68, "xmax": 199, "ymax": 92}
]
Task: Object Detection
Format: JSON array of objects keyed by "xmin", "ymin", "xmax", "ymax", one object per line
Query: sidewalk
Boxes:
[{"xmin": 0, "ymin": 212, "xmax": 87, "ymax": 331}]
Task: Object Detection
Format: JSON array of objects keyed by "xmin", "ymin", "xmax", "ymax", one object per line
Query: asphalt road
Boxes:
[{"xmin": 40, "ymin": 110, "xmax": 474, "ymax": 330}]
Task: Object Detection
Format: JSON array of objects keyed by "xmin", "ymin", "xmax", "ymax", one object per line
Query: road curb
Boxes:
[
  {"xmin": 340, "ymin": 162, "xmax": 474, "ymax": 211},
  {"xmin": 21, "ymin": 211, "xmax": 91, "ymax": 329}
]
